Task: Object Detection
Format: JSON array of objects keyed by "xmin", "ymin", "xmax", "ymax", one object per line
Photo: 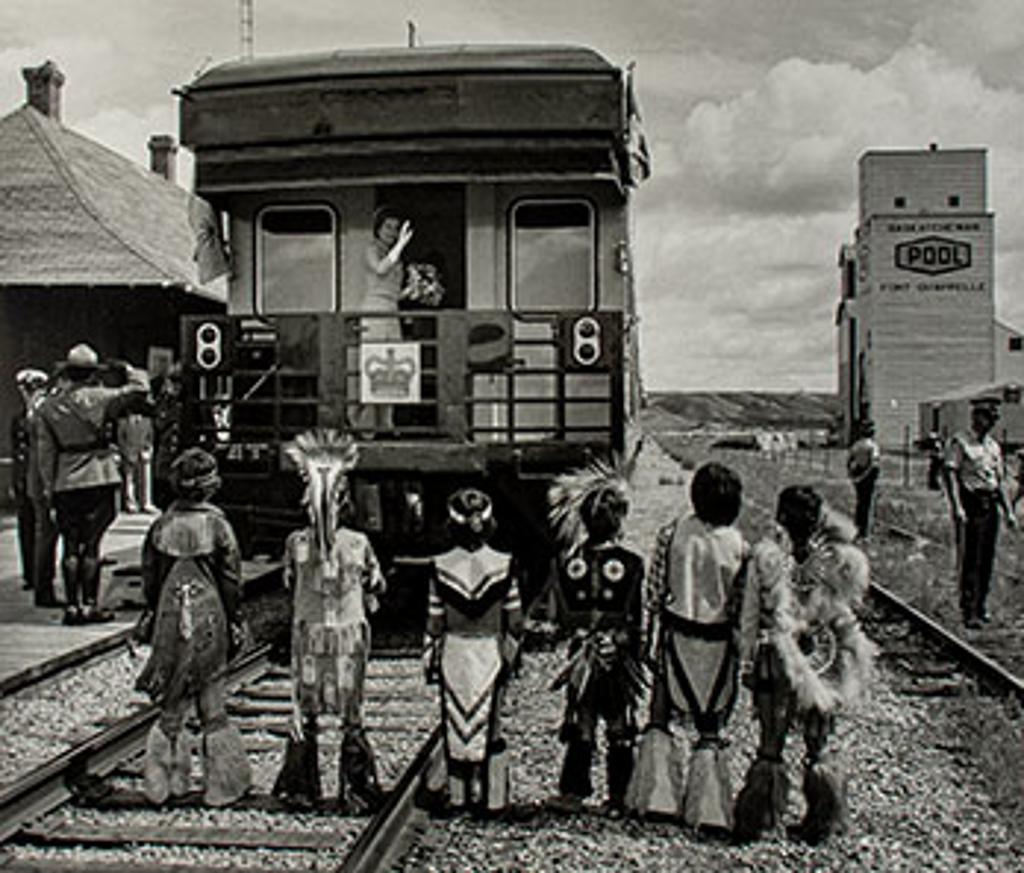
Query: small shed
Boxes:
[{"xmin": 918, "ymin": 381, "xmax": 1024, "ymax": 448}]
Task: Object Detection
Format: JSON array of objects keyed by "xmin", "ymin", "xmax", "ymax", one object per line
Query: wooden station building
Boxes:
[{"xmin": 0, "ymin": 61, "xmax": 224, "ymax": 500}]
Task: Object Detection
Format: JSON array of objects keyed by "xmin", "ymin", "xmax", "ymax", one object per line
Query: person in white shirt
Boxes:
[{"xmin": 943, "ymin": 397, "xmax": 1017, "ymax": 628}]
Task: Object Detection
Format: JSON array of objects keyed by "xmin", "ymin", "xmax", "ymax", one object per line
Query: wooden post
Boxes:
[{"xmin": 903, "ymin": 425, "xmax": 910, "ymax": 488}]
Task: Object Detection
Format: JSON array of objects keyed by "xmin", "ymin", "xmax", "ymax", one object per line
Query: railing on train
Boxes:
[{"xmin": 185, "ymin": 310, "xmax": 623, "ymax": 460}]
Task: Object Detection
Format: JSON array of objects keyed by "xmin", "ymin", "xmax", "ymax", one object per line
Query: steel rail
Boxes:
[
  {"xmin": 718, "ymin": 476, "xmax": 1024, "ymax": 701},
  {"xmin": 868, "ymin": 580, "xmax": 1024, "ymax": 701},
  {"xmin": 338, "ymin": 723, "xmax": 443, "ymax": 873},
  {"xmin": 339, "ymin": 573, "xmax": 556, "ymax": 872},
  {"xmin": 0, "ymin": 645, "xmax": 271, "ymax": 845},
  {"xmin": 0, "ymin": 628, "xmax": 134, "ymax": 699}
]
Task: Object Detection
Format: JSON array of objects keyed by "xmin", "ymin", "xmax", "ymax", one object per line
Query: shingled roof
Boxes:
[{"xmin": 0, "ymin": 103, "xmax": 221, "ymax": 298}]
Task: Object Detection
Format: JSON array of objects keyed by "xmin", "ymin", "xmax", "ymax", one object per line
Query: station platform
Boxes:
[
  {"xmin": 0, "ymin": 509, "xmax": 149, "ymax": 694},
  {"xmin": 0, "ymin": 510, "xmax": 283, "ymax": 695}
]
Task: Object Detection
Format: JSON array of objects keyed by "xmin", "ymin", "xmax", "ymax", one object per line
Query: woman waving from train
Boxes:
[{"xmin": 356, "ymin": 207, "xmax": 413, "ymax": 436}]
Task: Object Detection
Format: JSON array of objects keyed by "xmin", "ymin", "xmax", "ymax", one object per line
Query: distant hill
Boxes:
[{"xmin": 646, "ymin": 391, "xmax": 839, "ymax": 430}]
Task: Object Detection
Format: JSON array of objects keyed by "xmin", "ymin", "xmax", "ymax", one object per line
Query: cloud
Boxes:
[
  {"xmin": 76, "ymin": 104, "xmax": 194, "ymax": 184},
  {"xmin": 637, "ymin": 41, "xmax": 1024, "ymax": 390},
  {"xmin": 658, "ymin": 44, "xmax": 1024, "ymax": 218},
  {"xmin": 637, "ymin": 208, "xmax": 848, "ymax": 391},
  {"xmin": 910, "ymin": 0, "xmax": 1024, "ymax": 88}
]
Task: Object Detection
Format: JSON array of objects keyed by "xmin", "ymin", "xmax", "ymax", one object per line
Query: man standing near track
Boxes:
[
  {"xmin": 11, "ymin": 369, "xmax": 47, "ymax": 589},
  {"xmin": 846, "ymin": 420, "xmax": 880, "ymax": 540},
  {"xmin": 943, "ymin": 395, "xmax": 1016, "ymax": 629},
  {"xmin": 36, "ymin": 343, "xmax": 149, "ymax": 624}
]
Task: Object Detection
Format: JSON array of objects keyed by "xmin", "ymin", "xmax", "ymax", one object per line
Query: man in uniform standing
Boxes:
[
  {"xmin": 10, "ymin": 368, "xmax": 49, "ymax": 591},
  {"xmin": 943, "ymin": 396, "xmax": 1016, "ymax": 628},
  {"xmin": 36, "ymin": 343, "xmax": 149, "ymax": 624}
]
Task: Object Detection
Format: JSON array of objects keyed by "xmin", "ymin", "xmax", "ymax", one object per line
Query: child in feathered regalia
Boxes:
[
  {"xmin": 424, "ymin": 488, "xmax": 523, "ymax": 816},
  {"xmin": 733, "ymin": 485, "xmax": 876, "ymax": 844},
  {"xmin": 546, "ymin": 457, "xmax": 646, "ymax": 817},
  {"xmin": 271, "ymin": 430, "xmax": 387, "ymax": 813}
]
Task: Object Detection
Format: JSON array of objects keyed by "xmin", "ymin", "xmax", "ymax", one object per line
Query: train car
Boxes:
[{"xmin": 175, "ymin": 43, "xmax": 649, "ymax": 606}]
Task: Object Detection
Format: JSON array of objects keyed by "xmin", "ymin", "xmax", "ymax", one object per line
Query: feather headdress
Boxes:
[
  {"xmin": 548, "ymin": 438, "xmax": 643, "ymax": 552},
  {"xmin": 286, "ymin": 429, "xmax": 359, "ymax": 573}
]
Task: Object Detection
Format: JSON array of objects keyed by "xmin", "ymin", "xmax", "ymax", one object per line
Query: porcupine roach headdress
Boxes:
[
  {"xmin": 547, "ymin": 439, "xmax": 643, "ymax": 552},
  {"xmin": 286, "ymin": 429, "xmax": 359, "ymax": 573}
]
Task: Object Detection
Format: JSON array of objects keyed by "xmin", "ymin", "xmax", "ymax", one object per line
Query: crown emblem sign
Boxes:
[{"xmin": 364, "ymin": 348, "xmax": 417, "ymax": 399}]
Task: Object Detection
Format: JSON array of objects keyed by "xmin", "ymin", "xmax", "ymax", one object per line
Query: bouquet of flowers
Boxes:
[{"xmin": 401, "ymin": 263, "xmax": 445, "ymax": 307}]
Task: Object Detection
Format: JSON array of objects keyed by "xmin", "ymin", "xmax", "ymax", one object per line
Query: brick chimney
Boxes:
[
  {"xmin": 22, "ymin": 60, "xmax": 65, "ymax": 122},
  {"xmin": 148, "ymin": 134, "xmax": 178, "ymax": 183}
]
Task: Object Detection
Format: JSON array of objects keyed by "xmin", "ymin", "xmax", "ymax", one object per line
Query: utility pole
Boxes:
[{"xmin": 240, "ymin": 0, "xmax": 254, "ymax": 60}]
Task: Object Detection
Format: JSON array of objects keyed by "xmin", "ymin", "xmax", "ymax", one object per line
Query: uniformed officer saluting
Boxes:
[{"xmin": 36, "ymin": 343, "xmax": 150, "ymax": 625}]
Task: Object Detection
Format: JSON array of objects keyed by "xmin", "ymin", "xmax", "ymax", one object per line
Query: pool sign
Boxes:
[{"xmin": 895, "ymin": 236, "xmax": 971, "ymax": 275}]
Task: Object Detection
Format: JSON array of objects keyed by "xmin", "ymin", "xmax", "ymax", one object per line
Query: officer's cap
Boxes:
[
  {"xmin": 15, "ymin": 368, "xmax": 47, "ymax": 388},
  {"xmin": 65, "ymin": 343, "xmax": 99, "ymax": 369}
]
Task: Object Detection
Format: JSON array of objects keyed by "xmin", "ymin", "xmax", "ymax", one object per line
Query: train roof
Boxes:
[
  {"xmin": 183, "ymin": 44, "xmax": 617, "ymax": 92},
  {"xmin": 179, "ymin": 43, "xmax": 649, "ymax": 194}
]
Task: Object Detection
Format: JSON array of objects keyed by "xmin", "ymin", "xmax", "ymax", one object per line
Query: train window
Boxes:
[
  {"xmin": 257, "ymin": 205, "xmax": 337, "ymax": 313},
  {"xmin": 511, "ymin": 200, "xmax": 595, "ymax": 311}
]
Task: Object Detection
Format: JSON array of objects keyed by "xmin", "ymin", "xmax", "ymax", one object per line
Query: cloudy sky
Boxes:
[{"xmin": 4, "ymin": 1, "xmax": 1024, "ymax": 392}]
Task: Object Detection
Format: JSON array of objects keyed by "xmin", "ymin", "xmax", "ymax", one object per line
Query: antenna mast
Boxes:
[{"xmin": 240, "ymin": 0, "xmax": 254, "ymax": 60}]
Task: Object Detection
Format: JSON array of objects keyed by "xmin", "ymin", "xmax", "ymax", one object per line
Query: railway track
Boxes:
[
  {"xmin": 733, "ymin": 490, "xmax": 1024, "ymax": 704},
  {"xmin": 0, "ymin": 648, "xmax": 439, "ymax": 872},
  {"xmin": 657, "ymin": 437, "xmax": 1024, "ymax": 700},
  {"xmin": 4, "ymin": 436, "xmax": 1021, "ymax": 871}
]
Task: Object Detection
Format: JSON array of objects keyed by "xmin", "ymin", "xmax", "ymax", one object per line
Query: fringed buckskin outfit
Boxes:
[
  {"xmin": 427, "ymin": 541, "xmax": 523, "ymax": 813},
  {"xmin": 733, "ymin": 511, "xmax": 875, "ymax": 843},
  {"xmin": 136, "ymin": 499, "xmax": 251, "ymax": 807},
  {"xmin": 552, "ymin": 539, "xmax": 645, "ymax": 810},
  {"xmin": 272, "ymin": 525, "xmax": 386, "ymax": 812},
  {"xmin": 271, "ymin": 430, "xmax": 386, "ymax": 813},
  {"xmin": 638, "ymin": 515, "xmax": 746, "ymax": 828}
]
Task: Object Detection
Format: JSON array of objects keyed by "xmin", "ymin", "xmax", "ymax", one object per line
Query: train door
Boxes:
[
  {"xmin": 365, "ymin": 185, "xmax": 465, "ymax": 433},
  {"xmin": 374, "ymin": 184, "xmax": 466, "ymax": 311}
]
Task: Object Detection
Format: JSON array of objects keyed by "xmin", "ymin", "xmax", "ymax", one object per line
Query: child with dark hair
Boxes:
[
  {"xmin": 135, "ymin": 447, "xmax": 251, "ymax": 807},
  {"xmin": 633, "ymin": 462, "xmax": 746, "ymax": 830},
  {"xmin": 733, "ymin": 484, "xmax": 875, "ymax": 844},
  {"xmin": 425, "ymin": 487, "xmax": 523, "ymax": 816},
  {"xmin": 547, "ymin": 461, "xmax": 646, "ymax": 817}
]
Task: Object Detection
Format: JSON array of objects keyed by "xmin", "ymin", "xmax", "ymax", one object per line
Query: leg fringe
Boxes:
[
  {"xmin": 202, "ymin": 723, "xmax": 252, "ymax": 807},
  {"xmin": 625, "ymin": 726, "xmax": 684, "ymax": 820},
  {"xmin": 683, "ymin": 742, "xmax": 733, "ymax": 831},
  {"xmin": 143, "ymin": 723, "xmax": 173, "ymax": 805},
  {"xmin": 732, "ymin": 758, "xmax": 787, "ymax": 843},
  {"xmin": 272, "ymin": 733, "xmax": 321, "ymax": 809},
  {"xmin": 793, "ymin": 759, "xmax": 848, "ymax": 844},
  {"xmin": 339, "ymin": 728, "xmax": 384, "ymax": 815}
]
